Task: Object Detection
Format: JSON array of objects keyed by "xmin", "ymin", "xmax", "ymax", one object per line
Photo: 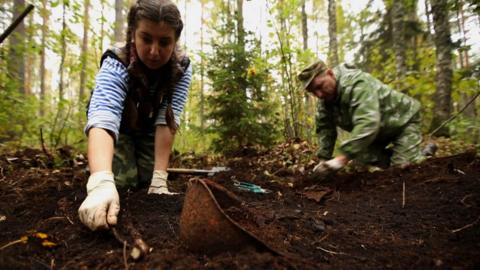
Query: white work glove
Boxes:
[
  {"xmin": 78, "ymin": 171, "xmax": 120, "ymax": 231},
  {"xmin": 148, "ymin": 170, "xmax": 178, "ymax": 195},
  {"xmin": 313, "ymin": 157, "xmax": 346, "ymax": 175}
]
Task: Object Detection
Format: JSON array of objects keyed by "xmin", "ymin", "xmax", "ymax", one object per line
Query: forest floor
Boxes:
[{"xmin": 0, "ymin": 141, "xmax": 479, "ymax": 269}]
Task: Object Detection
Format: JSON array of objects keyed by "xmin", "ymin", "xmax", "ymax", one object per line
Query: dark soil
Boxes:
[{"xmin": 0, "ymin": 147, "xmax": 479, "ymax": 269}]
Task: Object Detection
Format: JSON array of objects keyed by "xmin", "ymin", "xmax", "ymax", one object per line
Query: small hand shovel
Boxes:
[{"xmin": 167, "ymin": 166, "xmax": 230, "ymax": 176}]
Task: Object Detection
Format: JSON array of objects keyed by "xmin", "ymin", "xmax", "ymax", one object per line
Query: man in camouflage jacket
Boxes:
[{"xmin": 297, "ymin": 60, "xmax": 425, "ymax": 175}]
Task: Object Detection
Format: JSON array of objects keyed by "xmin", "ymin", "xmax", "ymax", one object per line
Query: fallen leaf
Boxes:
[
  {"xmin": 20, "ymin": 236, "xmax": 28, "ymax": 243},
  {"xmin": 302, "ymin": 188, "xmax": 333, "ymax": 203},
  {"xmin": 41, "ymin": 240, "xmax": 58, "ymax": 248},
  {"xmin": 33, "ymin": 232, "xmax": 48, "ymax": 239}
]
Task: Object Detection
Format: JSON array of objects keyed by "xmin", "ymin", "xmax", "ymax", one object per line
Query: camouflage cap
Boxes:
[{"xmin": 297, "ymin": 60, "xmax": 328, "ymax": 90}]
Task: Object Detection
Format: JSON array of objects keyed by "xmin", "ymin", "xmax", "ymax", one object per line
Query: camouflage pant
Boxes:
[
  {"xmin": 355, "ymin": 112, "xmax": 425, "ymax": 167},
  {"xmin": 113, "ymin": 132, "xmax": 155, "ymax": 188}
]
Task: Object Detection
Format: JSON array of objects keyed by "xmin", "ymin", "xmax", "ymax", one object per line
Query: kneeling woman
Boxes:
[{"xmin": 79, "ymin": 0, "xmax": 192, "ymax": 231}]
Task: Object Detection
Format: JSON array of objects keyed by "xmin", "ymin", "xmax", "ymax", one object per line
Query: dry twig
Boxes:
[
  {"xmin": 37, "ymin": 216, "xmax": 74, "ymax": 227},
  {"xmin": 39, "ymin": 128, "xmax": 54, "ymax": 164},
  {"xmin": 65, "ymin": 216, "xmax": 74, "ymax": 225},
  {"xmin": 317, "ymin": 233, "xmax": 330, "ymax": 243},
  {"xmin": 0, "ymin": 239, "xmax": 25, "ymax": 251},
  {"xmin": 316, "ymin": 246, "xmax": 347, "ymax": 255},
  {"xmin": 460, "ymin": 194, "xmax": 474, "ymax": 208},
  {"xmin": 451, "ymin": 216, "xmax": 480, "ymax": 233}
]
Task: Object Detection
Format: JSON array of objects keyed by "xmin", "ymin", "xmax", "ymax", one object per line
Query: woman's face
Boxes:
[{"xmin": 133, "ymin": 19, "xmax": 177, "ymax": 70}]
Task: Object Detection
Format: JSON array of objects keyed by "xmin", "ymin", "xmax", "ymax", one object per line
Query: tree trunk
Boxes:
[
  {"xmin": 236, "ymin": 0, "xmax": 245, "ymax": 48},
  {"xmin": 453, "ymin": 0, "xmax": 476, "ymax": 119},
  {"xmin": 39, "ymin": 0, "xmax": 48, "ymax": 116},
  {"xmin": 8, "ymin": 0, "xmax": 26, "ymax": 94},
  {"xmin": 425, "ymin": 0, "xmax": 433, "ymax": 35},
  {"xmin": 114, "ymin": 0, "xmax": 124, "ymax": 44},
  {"xmin": 58, "ymin": 0, "xmax": 67, "ymax": 102},
  {"xmin": 301, "ymin": 0, "xmax": 316, "ymax": 141},
  {"xmin": 280, "ymin": 0, "xmax": 298, "ymax": 138},
  {"xmin": 99, "ymin": 0, "xmax": 106, "ymax": 54},
  {"xmin": 200, "ymin": 0, "xmax": 206, "ymax": 132},
  {"xmin": 184, "ymin": 0, "xmax": 189, "ymax": 50},
  {"xmin": 455, "ymin": 0, "xmax": 469, "ymax": 69},
  {"xmin": 301, "ymin": 0, "xmax": 308, "ymax": 51},
  {"xmin": 269, "ymin": 0, "xmax": 304, "ymax": 139},
  {"xmin": 327, "ymin": 0, "xmax": 339, "ymax": 66},
  {"xmin": 429, "ymin": 0, "xmax": 453, "ymax": 136},
  {"xmin": 391, "ymin": 1, "xmax": 407, "ymax": 89},
  {"xmin": 24, "ymin": 7, "xmax": 34, "ymax": 95},
  {"xmin": 79, "ymin": 0, "xmax": 90, "ymax": 103}
]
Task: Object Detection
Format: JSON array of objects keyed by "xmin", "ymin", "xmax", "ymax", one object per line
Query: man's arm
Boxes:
[
  {"xmin": 339, "ymin": 81, "xmax": 381, "ymax": 159},
  {"xmin": 315, "ymin": 100, "xmax": 337, "ymax": 160}
]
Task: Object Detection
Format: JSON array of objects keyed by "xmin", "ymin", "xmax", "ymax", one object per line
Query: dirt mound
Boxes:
[{"xmin": 0, "ymin": 149, "xmax": 479, "ymax": 269}]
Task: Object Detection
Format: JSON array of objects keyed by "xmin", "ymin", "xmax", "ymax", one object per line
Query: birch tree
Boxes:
[
  {"xmin": 114, "ymin": 0, "xmax": 125, "ymax": 44},
  {"xmin": 39, "ymin": 0, "xmax": 49, "ymax": 116},
  {"xmin": 328, "ymin": 0, "xmax": 339, "ymax": 66},
  {"xmin": 58, "ymin": 0, "xmax": 68, "ymax": 101},
  {"xmin": 79, "ymin": 0, "xmax": 90, "ymax": 102}
]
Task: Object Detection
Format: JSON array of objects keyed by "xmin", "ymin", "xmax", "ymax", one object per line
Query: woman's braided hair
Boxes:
[{"xmin": 125, "ymin": 0, "xmax": 184, "ymax": 133}]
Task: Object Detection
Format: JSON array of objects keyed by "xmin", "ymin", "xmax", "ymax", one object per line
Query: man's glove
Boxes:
[
  {"xmin": 148, "ymin": 170, "xmax": 178, "ymax": 195},
  {"xmin": 313, "ymin": 157, "xmax": 346, "ymax": 175},
  {"xmin": 78, "ymin": 171, "xmax": 120, "ymax": 231}
]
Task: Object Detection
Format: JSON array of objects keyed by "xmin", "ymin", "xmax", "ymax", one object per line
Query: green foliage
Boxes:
[
  {"xmin": 336, "ymin": 3, "xmax": 354, "ymax": 62},
  {"xmin": 447, "ymin": 116, "xmax": 479, "ymax": 145},
  {"xmin": 266, "ymin": 0, "xmax": 315, "ymax": 140},
  {"xmin": 173, "ymin": 74, "xmax": 213, "ymax": 154},
  {"xmin": 0, "ymin": 0, "xmax": 89, "ymax": 152},
  {"xmin": 206, "ymin": 17, "xmax": 281, "ymax": 153},
  {"xmin": 0, "ymin": 0, "xmax": 478, "ymax": 156},
  {"xmin": 174, "ymin": 125, "xmax": 214, "ymax": 155},
  {"xmin": 428, "ymin": 136, "xmax": 478, "ymax": 157},
  {"xmin": 444, "ymin": 65, "xmax": 480, "ymax": 143},
  {"xmin": 0, "ymin": 83, "xmax": 86, "ymax": 150}
]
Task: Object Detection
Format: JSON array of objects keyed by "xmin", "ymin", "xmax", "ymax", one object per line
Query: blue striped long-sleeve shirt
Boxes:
[{"xmin": 85, "ymin": 56, "xmax": 192, "ymax": 141}]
